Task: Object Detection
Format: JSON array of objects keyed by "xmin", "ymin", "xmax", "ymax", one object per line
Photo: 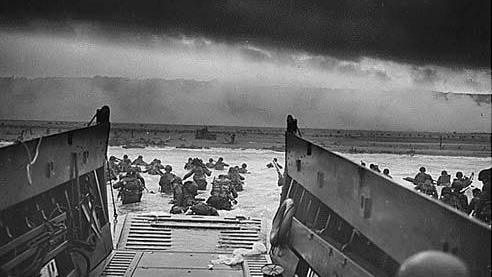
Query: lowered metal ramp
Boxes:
[{"xmin": 100, "ymin": 213, "xmax": 269, "ymax": 277}]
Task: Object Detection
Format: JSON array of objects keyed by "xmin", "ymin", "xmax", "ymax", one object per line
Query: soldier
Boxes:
[
  {"xmin": 468, "ymin": 188, "xmax": 482, "ymax": 215},
  {"xmin": 183, "ymin": 180, "xmax": 199, "ymax": 207},
  {"xmin": 416, "ymin": 181, "xmax": 438, "ymax": 199},
  {"xmin": 171, "ymin": 177, "xmax": 184, "ymax": 206},
  {"xmin": 437, "ymin": 170, "xmax": 451, "ymax": 187},
  {"xmin": 414, "ymin": 167, "xmax": 434, "ymax": 186},
  {"xmin": 189, "ymin": 202, "xmax": 219, "ymax": 216},
  {"xmin": 214, "ymin": 157, "xmax": 229, "ymax": 170},
  {"xmin": 451, "ymin": 172, "xmax": 472, "ymax": 192},
  {"xmin": 440, "ymin": 187, "xmax": 467, "ymax": 212},
  {"xmin": 383, "ymin": 168, "xmax": 392, "ymax": 178},
  {"xmin": 132, "ymin": 166, "xmax": 146, "ymax": 189},
  {"xmin": 184, "ymin": 157, "xmax": 193, "ymax": 170},
  {"xmin": 132, "ymin": 155, "xmax": 148, "ymax": 166},
  {"xmin": 159, "ymin": 165, "xmax": 175, "ymax": 193},
  {"xmin": 118, "ymin": 154, "xmax": 132, "ymax": 172},
  {"xmin": 474, "ymin": 168, "xmax": 491, "ymax": 223},
  {"xmin": 183, "ymin": 158, "xmax": 212, "ymax": 190},
  {"xmin": 113, "ymin": 168, "xmax": 145, "ymax": 204},
  {"xmin": 207, "ymin": 175, "xmax": 238, "ymax": 210},
  {"xmin": 206, "ymin": 158, "xmax": 215, "ymax": 168},
  {"xmin": 238, "ymin": 163, "xmax": 249, "ymax": 174},
  {"xmin": 146, "ymin": 159, "xmax": 165, "ymax": 175},
  {"xmin": 228, "ymin": 166, "xmax": 245, "ymax": 192},
  {"xmin": 108, "ymin": 156, "xmax": 120, "ymax": 180},
  {"xmin": 440, "ymin": 187, "xmax": 461, "ymax": 210},
  {"xmin": 414, "ymin": 173, "xmax": 438, "ymax": 199}
]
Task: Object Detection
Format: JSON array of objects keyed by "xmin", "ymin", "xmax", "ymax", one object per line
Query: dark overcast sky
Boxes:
[{"xmin": 1, "ymin": 0, "xmax": 490, "ymax": 69}]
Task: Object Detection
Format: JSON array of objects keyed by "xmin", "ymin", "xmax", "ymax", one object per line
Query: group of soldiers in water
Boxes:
[
  {"xmin": 107, "ymin": 154, "xmax": 250, "ymax": 216},
  {"xmin": 361, "ymin": 160, "xmax": 491, "ymax": 224},
  {"xmin": 108, "ymin": 153, "xmax": 490, "ymax": 224},
  {"xmin": 361, "ymin": 161, "xmax": 392, "ymax": 178},
  {"xmin": 409, "ymin": 167, "xmax": 491, "ymax": 224}
]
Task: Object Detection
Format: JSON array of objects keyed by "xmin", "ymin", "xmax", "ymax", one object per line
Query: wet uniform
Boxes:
[
  {"xmin": 118, "ymin": 158, "xmax": 132, "ymax": 172},
  {"xmin": 228, "ymin": 169, "xmax": 245, "ymax": 192},
  {"xmin": 171, "ymin": 180, "xmax": 199, "ymax": 213},
  {"xmin": 183, "ymin": 181, "xmax": 199, "ymax": 206},
  {"xmin": 415, "ymin": 180, "xmax": 438, "ymax": 199},
  {"xmin": 214, "ymin": 161, "xmax": 229, "ymax": 170},
  {"xmin": 207, "ymin": 177, "xmax": 238, "ymax": 210},
  {"xmin": 206, "ymin": 161, "xmax": 215, "ymax": 168},
  {"xmin": 451, "ymin": 177, "xmax": 471, "ymax": 192},
  {"xmin": 414, "ymin": 172, "xmax": 433, "ymax": 186},
  {"xmin": 474, "ymin": 169, "xmax": 491, "ymax": 223},
  {"xmin": 132, "ymin": 157, "xmax": 148, "ymax": 166},
  {"xmin": 440, "ymin": 187, "xmax": 468, "ymax": 212},
  {"xmin": 184, "ymin": 166, "xmax": 211, "ymax": 190},
  {"xmin": 437, "ymin": 174, "xmax": 451, "ymax": 187},
  {"xmin": 184, "ymin": 160, "xmax": 193, "ymax": 170},
  {"xmin": 413, "ymin": 171, "xmax": 437, "ymax": 198},
  {"xmin": 113, "ymin": 175, "xmax": 144, "ymax": 204},
  {"xmin": 147, "ymin": 162, "xmax": 165, "ymax": 175},
  {"xmin": 159, "ymin": 172, "xmax": 176, "ymax": 193}
]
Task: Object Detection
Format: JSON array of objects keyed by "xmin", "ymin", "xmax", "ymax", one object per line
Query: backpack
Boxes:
[{"xmin": 190, "ymin": 203, "xmax": 219, "ymax": 216}]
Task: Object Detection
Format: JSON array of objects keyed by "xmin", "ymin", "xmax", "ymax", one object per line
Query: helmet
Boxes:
[
  {"xmin": 165, "ymin": 165, "xmax": 172, "ymax": 171},
  {"xmin": 441, "ymin": 187, "xmax": 452, "ymax": 195},
  {"xmin": 397, "ymin": 251, "xmax": 468, "ymax": 277},
  {"xmin": 478, "ymin": 168, "xmax": 491, "ymax": 182}
]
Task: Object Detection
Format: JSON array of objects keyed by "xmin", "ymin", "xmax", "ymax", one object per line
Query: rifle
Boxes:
[
  {"xmin": 273, "ymin": 159, "xmax": 283, "ymax": 179},
  {"xmin": 459, "ymin": 172, "xmax": 475, "ymax": 194},
  {"xmin": 273, "ymin": 158, "xmax": 283, "ymax": 169}
]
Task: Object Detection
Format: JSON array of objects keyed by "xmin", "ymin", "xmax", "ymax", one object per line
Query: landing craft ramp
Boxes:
[
  {"xmin": 270, "ymin": 127, "xmax": 491, "ymax": 277},
  {"xmin": 95, "ymin": 214, "xmax": 269, "ymax": 277}
]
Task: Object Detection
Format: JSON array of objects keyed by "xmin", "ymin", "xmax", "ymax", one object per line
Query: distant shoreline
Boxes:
[{"xmin": 1, "ymin": 120, "xmax": 490, "ymax": 158}]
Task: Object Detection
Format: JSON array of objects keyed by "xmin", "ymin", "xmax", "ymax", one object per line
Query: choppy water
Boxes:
[{"xmin": 107, "ymin": 146, "xmax": 491, "ymax": 235}]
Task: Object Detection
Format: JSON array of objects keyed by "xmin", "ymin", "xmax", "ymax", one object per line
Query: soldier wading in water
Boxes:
[
  {"xmin": 207, "ymin": 175, "xmax": 238, "ymax": 210},
  {"xmin": 183, "ymin": 158, "xmax": 212, "ymax": 190}
]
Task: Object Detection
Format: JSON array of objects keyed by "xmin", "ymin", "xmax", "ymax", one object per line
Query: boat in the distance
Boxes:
[{"xmin": 0, "ymin": 108, "xmax": 489, "ymax": 276}]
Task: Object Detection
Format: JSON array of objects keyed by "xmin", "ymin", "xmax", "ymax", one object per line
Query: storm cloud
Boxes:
[{"xmin": 1, "ymin": 0, "xmax": 490, "ymax": 69}]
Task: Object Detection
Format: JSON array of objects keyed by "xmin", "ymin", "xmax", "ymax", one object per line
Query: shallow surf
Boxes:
[{"xmin": 107, "ymin": 146, "xmax": 491, "ymax": 238}]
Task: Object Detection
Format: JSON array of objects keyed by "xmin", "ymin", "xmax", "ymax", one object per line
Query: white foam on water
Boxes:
[{"xmin": 107, "ymin": 146, "xmax": 492, "ymax": 240}]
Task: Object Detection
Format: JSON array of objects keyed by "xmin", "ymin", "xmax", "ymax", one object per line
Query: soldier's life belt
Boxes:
[{"xmin": 270, "ymin": 198, "xmax": 295, "ymax": 247}]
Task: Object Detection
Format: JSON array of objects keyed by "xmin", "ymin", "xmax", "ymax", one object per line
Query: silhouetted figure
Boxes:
[{"xmin": 437, "ymin": 170, "xmax": 451, "ymax": 187}]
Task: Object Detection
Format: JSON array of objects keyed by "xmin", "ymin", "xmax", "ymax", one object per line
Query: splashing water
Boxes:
[{"xmin": 107, "ymin": 146, "xmax": 491, "ymax": 238}]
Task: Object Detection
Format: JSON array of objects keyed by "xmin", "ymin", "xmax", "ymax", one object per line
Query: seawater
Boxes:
[{"xmin": 107, "ymin": 146, "xmax": 492, "ymax": 236}]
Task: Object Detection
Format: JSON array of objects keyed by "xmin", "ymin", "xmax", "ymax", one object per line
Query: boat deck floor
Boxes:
[{"xmin": 95, "ymin": 213, "xmax": 270, "ymax": 277}]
